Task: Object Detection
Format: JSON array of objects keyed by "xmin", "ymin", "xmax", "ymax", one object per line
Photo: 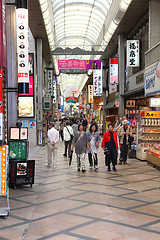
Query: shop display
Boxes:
[
  {"xmin": 136, "ymin": 111, "xmax": 160, "ymax": 160},
  {"xmin": 147, "ymin": 144, "xmax": 160, "ymax": 168}
]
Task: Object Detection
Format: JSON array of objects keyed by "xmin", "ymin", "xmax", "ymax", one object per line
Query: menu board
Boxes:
[
  {"xmin": 10, "ymin": 128, "xmax": 20, "ymax": 140},
  {"xmin": 20, "ymin": 128, "xmax": 28, "ymax": 140},
  {"xmin": 9, "ymin": 141, "xmax": 27, "ymax": 160}
]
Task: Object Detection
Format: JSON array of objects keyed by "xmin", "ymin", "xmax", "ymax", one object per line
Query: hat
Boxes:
[
  {"xmin": 49, "ymin": 122, "xmax": 54, "ymax": 127},
  {"xmin": 122, "ymin": 119, "xmax": 129, "ymax": 125}
]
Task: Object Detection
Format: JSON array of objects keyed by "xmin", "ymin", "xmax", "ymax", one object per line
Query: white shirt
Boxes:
[
  {"xmin": 63, "ymin": 125, "xmax": 74, "ymax": 141},
  {"xmin": 48, "ymin": 127, "xmax": 59, "ymax": 144}
]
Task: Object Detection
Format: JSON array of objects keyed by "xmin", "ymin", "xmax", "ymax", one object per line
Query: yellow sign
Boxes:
[
  {"xmin": 145, "ymin": 111, "xmax": 160, "ymax": 118},
  {"xmin": 0, "ymin": 147, "xmax": 7, "ymax": 196}
]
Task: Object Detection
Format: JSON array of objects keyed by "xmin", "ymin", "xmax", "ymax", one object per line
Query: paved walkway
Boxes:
[{"xmin": 0, "ymin": 141, "xmax": 160, "ymax": 240}]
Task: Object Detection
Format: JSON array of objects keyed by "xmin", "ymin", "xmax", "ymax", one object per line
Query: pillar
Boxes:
[
  {"xmin": 6, "ymin": 0, "xmax": 17, "ymax": 131},
  {"xmin": 149, "ymin": 0, "xmax": 160, "ymax": 49},
  {"xmin": 37, "ymin": 39, "xmax": 43, "ymax": 145},
  {"xmin": 118, "ymin": 34, "xmax": 125, "ymax": 118}
]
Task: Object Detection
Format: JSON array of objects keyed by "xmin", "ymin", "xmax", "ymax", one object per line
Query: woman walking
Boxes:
[
  {"xmin": 59, "ymin": 119, "xmax": 64, "ymax": 141},
  {"xmin": 72, "ymin": 124, "xmax": 88, "ymax": 173},
  {"xmin": 87, "ymin": 123, "xmax": 100, "ymax": 171}
]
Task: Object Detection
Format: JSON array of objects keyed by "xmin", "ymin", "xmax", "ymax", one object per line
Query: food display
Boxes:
[
  {"xmin": 136, "ymin": 111, "xmax": 160, "ymax": 160},
  {"xmin": 18, "ymin": 97, "xmax": 34, "ymax": 117}
]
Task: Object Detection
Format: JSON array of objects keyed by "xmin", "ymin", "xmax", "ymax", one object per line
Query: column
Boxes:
[
  {"xmin": 118, "ymin": 34, "xmax": 125, "ymax": 118},
  {"xmin": 37, "ymin": 39, "xmax": 43, "ymax": 145},
  {"xmin": 149, "ymin": 0, "xmax": 160, "ymax": 49},
  {"xmin": 6, "ymin": 0, "xmax": 17, "ymax": 130}
]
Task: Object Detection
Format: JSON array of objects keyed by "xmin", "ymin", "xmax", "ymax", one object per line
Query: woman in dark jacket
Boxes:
[
  {"xmin": 72, "ymin": 124, "xmax": 88, "ymax": 172},
  {"xmin": 87, "ymin": 123, "xmax": 100, "ymax": 171}
]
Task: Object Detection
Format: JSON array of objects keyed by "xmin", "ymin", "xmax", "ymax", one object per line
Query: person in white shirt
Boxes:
[
  {"xmin": 63, "ymin": 122, "xmax": 74, "ymax": 158},
  {"xmin": 47, "ymin": 122, "xmax": 59, "ymax": 168}
]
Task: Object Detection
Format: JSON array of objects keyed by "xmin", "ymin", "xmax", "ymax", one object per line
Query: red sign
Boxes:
[
  {"xmin": 0, "ymin": 0, "xmax": 7, "ymax": 68},
  {"xmin": 58, "ymin": 60, "xmax": 101, "ymax": 70},
  {"xmin": 0, "ymin": 69, "xmax": 3, "ymax": 113},
  {"xmin": 110, "ymin": 58, "xmax": 118, "ymax": 85}
]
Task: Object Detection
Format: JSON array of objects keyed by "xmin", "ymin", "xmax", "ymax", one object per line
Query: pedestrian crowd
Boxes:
[{"xmin": 46, "ymin": 116, "xmax": 133, "ymax": 173}]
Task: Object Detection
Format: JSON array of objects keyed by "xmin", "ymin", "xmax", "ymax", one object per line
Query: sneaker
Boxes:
[
  {"xmin": 124, "ymin": 162, "xmax": 127, "ymax": 164},
  {"xmin": 94, "ymin": 166, "xmax": 98, "ymax": 171},
  {"xmin": 46, "ymin": 163, "xmax": 51, "ymax": 168},
  {"xmin": 77, "ymin": 168, "xmax": 80, "ymax": 172},
  {"xmin": 113, "ymin": 166, "xmax": 117, "ymax": 171},
  {"xmin": 89, "ymin": 165, "xmax": 93, "ymax": 169},
  {"xmin": 82, "ymin": 169, "xmax": 86, "ymax": 173},
  {"xmin": 53, "ymin": 165, "xmax": 57, "ymax": 169}
]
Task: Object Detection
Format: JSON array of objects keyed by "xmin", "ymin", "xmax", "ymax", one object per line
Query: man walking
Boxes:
[
  {"xmin": 47, "ymin": 122, "xmax": 59, "ymax": 168},
  {"xmin": 63, "ymin": 121, "xmax": 74, "ymax": 158},
  {"xmin": 101, "ymin": 124, "xmax": 119, "ymax": 171}
]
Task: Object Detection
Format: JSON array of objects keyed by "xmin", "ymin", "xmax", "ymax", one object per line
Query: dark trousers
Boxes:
[
  {"xmin": 105, "ymin": 148, "xmax": 117, "ymax": 168},
  {"xmin": 88, "ymin": 153, "xmax": 98, "ymax": 167},
  {"xmin": 64, "ymin": 140, "xmax": 72, "ymax": 157},
  {"xmin": 120, "ymin": 144, "xmax": 128, "ymax": 162},
  {"xmin": 60, "ymin": 130, "xmax": 63, "ymax": 141}
]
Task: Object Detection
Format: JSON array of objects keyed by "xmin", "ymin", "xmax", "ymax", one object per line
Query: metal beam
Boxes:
[{"xmin": 51, "ymin": 47, "xmax": 103, "ymax": 55}]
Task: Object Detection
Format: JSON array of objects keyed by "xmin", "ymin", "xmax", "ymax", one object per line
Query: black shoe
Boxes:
[
  {"xmin": 82, "ymin": 169, "xmax": 86, "ymax": 173},
  {"xmin": 119, "ymin": 161, "xmax": 122, "ymax": 165},
  {"xmin": 124, "ymin": 162, "xmax": 127, "ymax": 164},
  {"xmin": 77, "ymin": 168, "xmax": 80, "ymax": 172},
  {"xmin": 63, "ymin": 154, "xmax": 67, "ymax": 157},
  {"xmin": 108, "ymin": 167, "xmax": 111, "ymax": 172},
  {"xmin": 113, "ymin": 166, "xmax": 117, "ymax": 171}
]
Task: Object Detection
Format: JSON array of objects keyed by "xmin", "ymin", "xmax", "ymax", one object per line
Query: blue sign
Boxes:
[{"xmin": 29, "ymin": 120, "xmax": 36, "ymax": 129}]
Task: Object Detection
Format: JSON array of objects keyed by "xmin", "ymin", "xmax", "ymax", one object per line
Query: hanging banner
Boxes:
[
  {"xmin": 93, "ymin": 69, "xmax": 102, "ymax": 96},
  {"xmin": 65, "ymin": 86, "xmax": 78, "ymax": 103},
  {"xmin": 16, "ymin": 8, "xmax": 29, "ymax": 84},
  {"xmin": 127, "ymin": 40, "xmax": 139, "ymax": 67},
  {"xmin": 0, "ymin": 0, "xmax": 7, "ymax": 68},
  {"xmin": 88, "ymin": 85, "xmax": 93, "ymax": 103},
  {"xmin": 109, "ymin": 58, "xmax": 118, "ymax": 84},
  {"xmin": 58, "ymin": 60, "xmax": 101, "ymax": 70},
  {"xmin": 53, "ymin": 79, "xmax": 56, "ymax": 104},
  {"xmin": 47, "ymin": 70, "xmax": 53, "ymax": 96}
]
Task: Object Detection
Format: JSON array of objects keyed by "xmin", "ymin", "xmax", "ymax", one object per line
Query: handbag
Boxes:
[{"xmin": 128, "ymin": 135, "xmax": 134, "ymax": 144}]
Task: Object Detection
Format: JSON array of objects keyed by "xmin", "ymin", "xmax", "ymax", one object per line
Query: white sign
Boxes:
[
  {"xmin": 53, "ymin": 79, "xmax": 56, "ymax": 104},
  {"xmin": 93, "ymin": 69, "xmax": 102, "ymax": 96},
  {"xmin": 150, "ymin": 98, "xmax": 160, "ymax": 107},
  {"xmin": 47, "ymin": 70, "xmax": 53, "ymax": 95},
  {"xmin": 88, "ymin": 85, "xmax": 93, "ymax": 103},
  {"xmin": 16, "ymin": 8, "xmax": 29, "ymax": 84},
  {"xmin": 109, "ymin": 84, "xmax": 117, "ymax": 94},
  {"xmin": 109, "ymin": 58, "xmax": 118, "ymax": 84},
  {"xmin": 145, "ymin": 59, "xmax": 160, "ymax": 95},
  {"xmin": 127, "ymin": 40, "xmax": 139, "ymax": 67}
]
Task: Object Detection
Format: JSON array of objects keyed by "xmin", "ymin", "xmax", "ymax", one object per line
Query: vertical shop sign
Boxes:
[
  {"xmin": 47, "ymin": 70, "xmax": 53, "ymax": 96},
  {"xmin": 0, "ymin": 69, "xmax": 3, "ymax": 141},
  {"xmin": 109, "ymin": 58, "xmax": 118, "ymax": 84},
  {"xmin": 0, "ymin": 146, "xmax": 7, "ymax": 195},
  {"xmin": 53, "ymin": 79, "xmax": 56, "ymax": 104},
  {"xmin": 127, "ymin": 40, "xmax": 139, "ymax": 67},
  {"xmin": 88, "ymin": 85, "xmax": 93, "ymax": 103},
  {"xmin": 16, "ymin": 8, "xmax": 29, "ymax": 84},
  {"xmin": 0, "ymin": 0, "xmax": 7, "ymax": 68},
  {"xmin": 93, "ymin": 69, "xmax": 102, "ymax": 96}
]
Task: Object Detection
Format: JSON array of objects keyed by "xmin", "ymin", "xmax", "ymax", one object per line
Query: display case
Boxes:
[
  {"xmin": 136, "ymin": 111, "xmax": 160, "ymax": 160},
  {"xmin": 147, "ymin": 145, "xmax": 160, "ymax": 169}
]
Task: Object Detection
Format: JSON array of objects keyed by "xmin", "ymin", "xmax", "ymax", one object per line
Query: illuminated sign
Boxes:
[
  {"xmin": 58, "ymin": 60, "xmax": 101, "ymax": 70},
  {"xmin": 0, "ymin": 146, "xmax": 7, "ymax": 195},
  {"xmin": 127, "ymin": 40, "xmax": 139, "ymax": 67},
  {"xmin": 150, "ymin": 98, "xmax": 160, "ymax": 107},
  {"xmin": 18, "ymin": 97, "xmax": 34, "ymax": 118}
]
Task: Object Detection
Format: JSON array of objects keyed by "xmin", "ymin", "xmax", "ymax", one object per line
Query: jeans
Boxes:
[
  {"xmin": 120, "ymin": 144, "xmax": 128, "ymax": 162},
  {"xmin": 88, "ymin": 152, "xmax": 98, "ymax": 167}
]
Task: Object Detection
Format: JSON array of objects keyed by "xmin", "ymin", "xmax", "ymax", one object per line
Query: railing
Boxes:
[{"xmin": 145, "ymin": 42, "xmax": 160, "ymax": 67}]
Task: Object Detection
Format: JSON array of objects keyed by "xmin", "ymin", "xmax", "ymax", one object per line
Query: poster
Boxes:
[
  {"xmin": 20, "ymin": 128, "xmax": 28, "ymax": 140},
  {"xmin": 18, "ymin": 97, "xmax": 34, "ymax": 118},
  {"xmin": 29, "ymin": 120, "xmax": 36, "ymax": 128},
  {"xmin": 109, "ymin": 58, "xmax": 118, "ymax": 84},
  {"xmin": 17, "ymin": 163, "xmax": 27, "ymax": 176},
  {"xmin": 16, "ymin": 8, "xmax": 29, "ymax": 84},
  {"xmin": 10, "ymin": 128, "xmax": 20, "ymax": 140},
  {"xmin": 127, "ymin": 40, "xmax": 139, "ymax": 67},
  {"xmin": 21, "ymin": 120, "xmax": 28, "ymax": 128}
]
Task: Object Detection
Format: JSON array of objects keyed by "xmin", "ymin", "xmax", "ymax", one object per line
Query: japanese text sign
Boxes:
[
  {"xmin": 0, "ymin": 0, "xmax": 7, "ymax": 68},
  {"xmin": 109, "ymin": 58, "xmax": 118, "ymax": 84},
  {"xmin": 47, "ymin": 70, "xmax": 53, "ymax": 96},
  {"xmin": 53, "ymin": 79, "xmax": 56, "ymax": 104},
  {"xmin": 16, "ymin": 8, "xmax": 29, "ymax": 84},
  {"xmin": 58, "ymin": 60, "xmax": 101, "ymax": 70},
  {"xmin": 88, "ymin": 85, "xmax": 93, "ymax": 103},
  {"xmin": 93, "ymin": 69, "xmax": 103, "ymax": 96},
  {"xmin": 127, "ymin": 40, "xmax": 139, "ymax": 67}
]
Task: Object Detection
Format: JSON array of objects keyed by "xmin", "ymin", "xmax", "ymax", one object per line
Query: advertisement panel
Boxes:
[
  {"xmin": 0, "ymin": 0, "xmax": 7, "ymax": 68},
  {"xmin": 127, "ymin": 40, "xmax": 139, "ymax": 67},
  {"xmin": 109, "ymin": 58, "xmax": 118, "ymax": 84},
  {"xmin": 93, "ymin": 69, "xmax": 102, "ymax": 96},
  {"xmin": 145, "ymin": 59, "xmax": 160, "ymax": 95},
  {"xmin": 18, "ymin": 97, "xmax": 34, "ymax": 118},
  {"xmin": 58, "ymin": 60, "xmax": 101, "ymax": 70},
  {"xmin": 16, "ymin": 8, "xmax": 29, "ymax": 84},
  {"xmin": 88, "ymin": 85, "xmax": 93, "ymax": 104}
]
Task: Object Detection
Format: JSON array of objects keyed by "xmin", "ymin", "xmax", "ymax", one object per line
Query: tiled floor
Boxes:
[{"xmin": 0, "ymin": 141, "xmax": 160, "ymax": 240}]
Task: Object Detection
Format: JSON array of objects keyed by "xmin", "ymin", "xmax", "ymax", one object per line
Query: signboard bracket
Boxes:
[{"xmin": 3, "ymin": 87, "xmax": 18, "ymax": 92}]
